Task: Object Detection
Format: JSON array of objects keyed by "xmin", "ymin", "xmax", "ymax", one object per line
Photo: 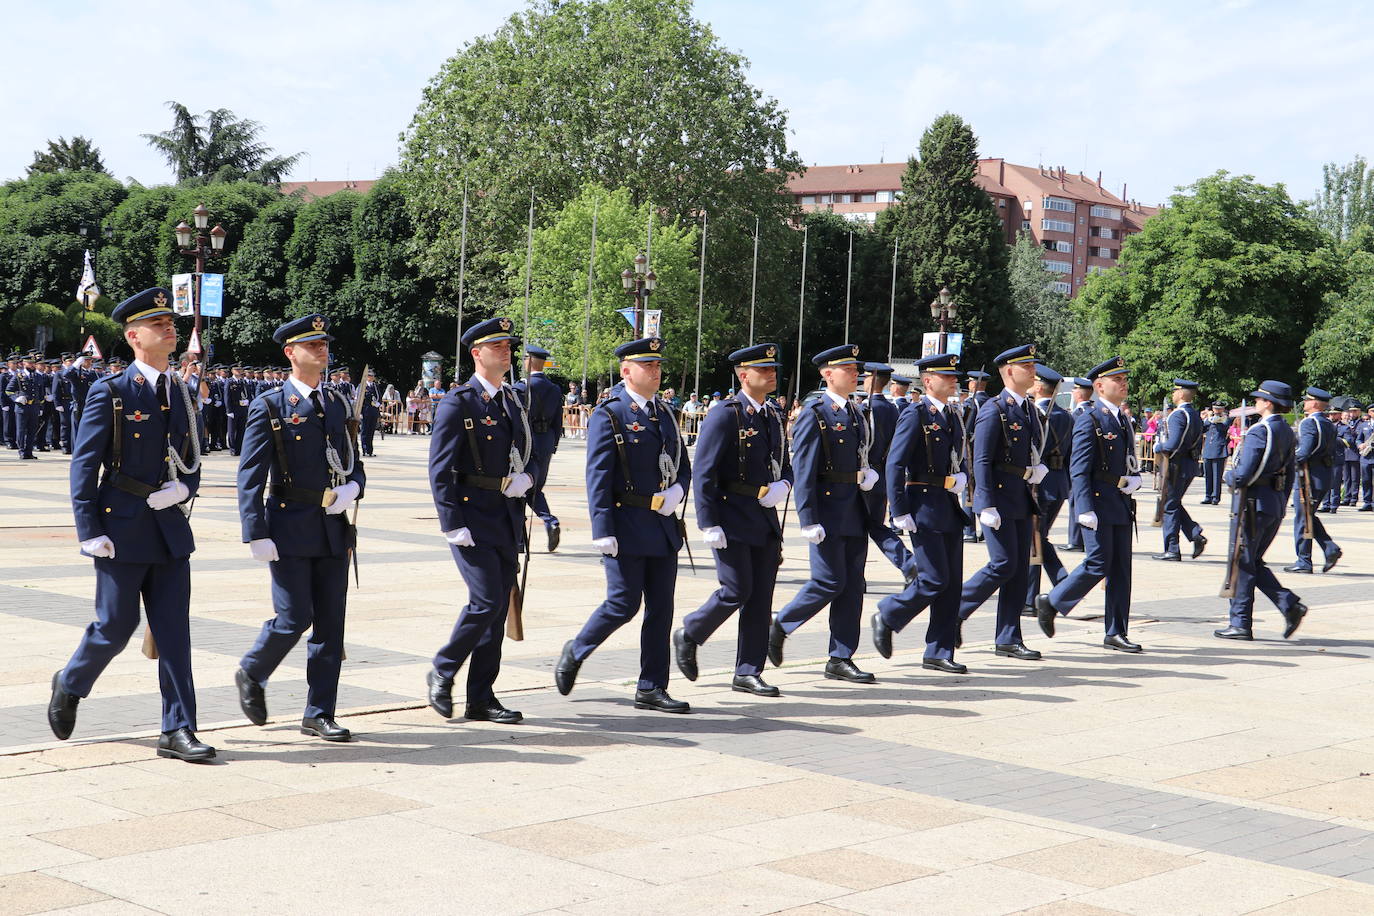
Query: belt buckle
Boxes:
[
  {"xmin": 756, "ymin": 485, "xmax": 770, "ymax": 499},
  {"xmin": 944, "ymin": 475, "xmax": 956, "ymax": 489},
  {"xmin": 321, "ymin": 489, "xmax": 337, "ymax": 508},
  {"xmin": 1116, "ymin": 476, "xmax": 1128, "ymax": 489},
  {"xmin": 1022, "ymin": 468, "xmax": 1033, "ymax": 481},
  {"xmin": 500, "ymin": 476, "xmax": 512, "ymax": 492},
  {"xmin": 651, "ymin": 494, "xmax": 666, "ymax": 511},
  {"xmin": 853, "ymin": 471, "xmax": 864, "ymax": 484}
]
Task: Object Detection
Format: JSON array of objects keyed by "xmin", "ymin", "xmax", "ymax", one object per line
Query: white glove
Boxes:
[
  {"xmin": 858, "ymin": 467, "xmax": 879, "ymax": 491},
  {"xmin": 56, "ymin": 406, "xmax": 64, "ymax": 412},
  {"xmin": 80, "ymin": 535, "xmax": 115, "ymax": 558},
  {"xmin": 1029, "ymin": 464, "xmax": 1049, "ymax": 485},
  {"xmin": 593, "ymin": 535, "xmax": 619, "ymax": 557},
  {"xmin": 12, "ymin": 395, "xmax": 26, "ymax": 404},
  {"xmin": 801, "ymin": 524, "xmax": 826, "ymax": 544},
  {"xmin": 1121, "ymin": 475, "xmax": 1143, "ymax": 494},
  {"xmin": 45, "ymin": 394, "xmax": 54, "ymax": 402},
  {"xmin": 703, "ymin": 526, "xmax": 728, "ymax": 550},
  {"xmin": 248, "ymin": 538, "xmax": 279, "ymax": 562},
  {"xmin": 1078, "ymin": 511, "xmax": 1099, "ymax": 530},
  {"xmin": 946, "ymin": 472, "xmax": 967, "ymax": 492},
  {"xmin": 444, "ymin": 527, "xmax": 475, "ymax": 547},
  {"xmin": 655, "ymin": 482, "xmax": 684, "ymax": 516},
  {"xmin": 758, "ymin": 480, "xmax": 791, "ymax": 508},
  {"xmin": 324, "ymin": 480, "xmax": 359, "ymax": 515},
  {"xmin": 893, "ymin": 513, "xmax": 917, "ymax": 532},
  {"xmin": 979, "ymin": 508, "xmax": 1002, "ymax": 531},
  {"xmin": 145, "ymin": 481, "xmax": 189, "ymax": 511},
  {"xmin": 502, "ymin": 472, "xmax": 533, "ymax": 498}
]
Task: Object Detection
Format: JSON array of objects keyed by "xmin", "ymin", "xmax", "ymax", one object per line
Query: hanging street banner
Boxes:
[
  {"xmin": 199, "ymin": 273, "xmax": 224, "ymax": 318},
  {"xmin": 615, "ymin": 306, "xmax": 636, "ymax": 328},
  {"xmin": 921, "ymin": 332, "xmax": 964, "ymax": 357},
  {"xmin": 171, "ymin": 274, "xmax": 194, "ymax": 316},
  {"xmin": 644, "ymin": 309, "xmax": 662, "ymax": 338}
]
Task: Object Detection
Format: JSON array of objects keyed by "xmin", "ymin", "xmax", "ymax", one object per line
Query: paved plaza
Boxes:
[{"xmin": 2, "ymin": 433, "xmax": 1374, "ymax": 915}]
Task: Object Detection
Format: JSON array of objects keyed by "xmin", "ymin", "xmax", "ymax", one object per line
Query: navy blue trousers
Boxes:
[
  {"xmin": 1, "ymin": 405, "xmax": 13, "ymax": 446},
  {"xmin": 876, "ymin": 526, "xmax": 963, "ymax": 659},
  {"xmin": 361, "ymin": 412, "xmax": 378, "ymax": 455},
  {"xmin": 1047, "ymin": 521, "xmax": 1132, "ymax": 637},
  {"xmin": 1203, "ymin": 458, "xmax": 1224, "ymax": 502},
  {"xmin": 776, "ymin": 533, "xmax": 866, "ymax": 659},
  {"xmin": 1343, "ymin": 460, "xmax": 1359, "ymax": 503},
  {"xmin": 529, "ymin": 452, "xmax": 558, "ymax": 528},
  {"xmin": 1291, "ymin": 485, "xmax": 1339, "ymax": 569},
  {"xmin": 14, "ymin": 404, "xmax": 37, "ymax": 457},
  {"xmin": 433, "ymin": 544, "xmax": 516, "ymax": 704},
  {"xmin": 958, "ymin": 515, "xmax": 1030, "ymax": 646},
  {"xmin": 1362, "ymin": 461, "xmax": 1374, "ymax": 508},
  {"xmin": 1162, "ymin": 469, "xmax": 1203, "ymax": 552},
  {"xmin": 1025, "ymin": 497, "xmax": 1066, "ymax": 608},
  {"xmin": 1066, "ymin": 493, "xmax": 1083, "ymax": 548},
  {"xmin": 684, "ymin": 538, "xmax": 780, "ymax": 676},
  {"xmin": 228, "ymin": 409, "xmax": 248, "ymax": 454},
  {"xmin": 1229, "ymin": 503, "xmax": 1300, "ymax": 629},
  {"xmin": 573, "ymin": 553, "xmax": 677, "ymax": 690},
  {"xmin": 240, "ymin": 553, "xmax": 350, "ymax": 719},
  {"xmin": 62, "ymin": 557, "xmax": 196, "ymax": 733}
]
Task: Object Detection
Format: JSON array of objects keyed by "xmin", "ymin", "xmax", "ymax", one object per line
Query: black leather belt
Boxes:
[
  {"xmin": 818, "ymin": 470, "xmax": 862, "ymax": 484},
  {"xmin": 108, "ymin": 472, "xmax": 159, "ymax": 499},
  {"xmin": 456, "ymin": 473, "xmax": 507, "ymax": 492},
  {"xmin": 725, "ymin": 480, "xmax": 769, "ymax": 498},
  {"xmin": 1252, "ymin": 474, "xmax": 1288, "ymax": 490},
  {"xmin": 1044, "ymin": 455, "xmax": 1065, "ymax": 470},
  {"xmin": 1093, "ymin": 471, "xmax": 1126, "ymax": 488},
  {"xmin": 905, "ymin": 473, "xmax": 953, "ymax": 488},
  {"xmin": 615, "ymin": 490, "xmax": 664, "ymax": 510},
  {"xmin": 271, "ymin": 484, "xmax": 336, "ymax": 507},
  {"xmin": 997, "ymin": 462, "xmax": 1031, "ymax": 480}
]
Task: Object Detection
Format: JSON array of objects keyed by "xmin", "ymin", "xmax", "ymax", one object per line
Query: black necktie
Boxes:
[
  {"xmin": 156, "ymin": 374, "xmax": 169, "ymax": 411},
  {"xmin": 310, "ymin": 391, "xmax": 324, "ymax": 418}
]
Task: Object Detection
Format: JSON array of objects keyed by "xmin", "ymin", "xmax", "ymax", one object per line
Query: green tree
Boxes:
[
  {"xmin": 887, "ymin": 113, "xmax": 1014, "ymax": 369},
  {"xmin": 27, "ymin": 136, "xmax": 110, "ymax": 176},
  {"xmin": 220, "ymin": 197, "xmax": 303, "ymax": 365},
  {"xmin": 1078, "ymin": 171, "xmax": 1342, "ymax": 406},
  {"xmin": 286, "ymin": 192, "xmax": 363, "ymax": 363},
  {"xmin": 1301, "ymin": 226, "xmax": 1374, "ymax": 400},
  {"xmin": 142, "ymin": 102, "xmax": 302, "ymax": 186},
  {"xmin": 1007, "ymin": 231, "xmax": 1102, "ymax": 374},
  {"xmin": 1306, "ymin": 155, "xmax": 1374, "ymax": 243}
]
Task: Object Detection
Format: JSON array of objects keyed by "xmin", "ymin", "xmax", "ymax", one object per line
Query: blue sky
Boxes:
[{"xmin": 2, "ymin": 0, "xmax": 1369, "ymax": 206}]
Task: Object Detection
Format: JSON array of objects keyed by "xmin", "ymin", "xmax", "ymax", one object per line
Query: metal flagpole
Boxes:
[
  {"xmin": 749, "ymin": 216, "xmax": 759, "ymax": 345},
  {"xmin": 694, "ymin": 210, "xmax": 707, "ymax": 398},
  {"xmin": 582, "ymin": 197, "xmax": 599, "ymax": 396},
  {"xmin": 887, "ymin": 238, "xmax": 898, "ymax": 362},
  {"xmin": 522, "ymin": 190, "xmax": 535, "ymax": 343},
  {"xmin": 794, "ymin": 225, "xmax": 808, "ymax": 401},
  {"xmin": 454, "ymin": 184, "xmax": 468, "ymax": 369},
  {"xmin": 844, "ymin": 231, "xmax": 853, "ymax": 340}
]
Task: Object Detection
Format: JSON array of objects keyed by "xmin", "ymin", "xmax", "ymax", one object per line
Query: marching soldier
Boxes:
[
  {"xmin": 227, "ymin": 364, "xmax": 252, "ymax": 455},
  {"xmin": 1284, "ymin": 387, "xmax": 1342, "ymax": 574},
  {"xmin": 233, "ymin": 314, "xmax": 365, "ymax": 742},
  {"xmin": 888, "ymin": 374, "xmax": 913, "ymax": 413},
  {"xmin": 674, "ymin": 343, "xmax": 792, "ymax": 696},
  {"xmin": 1201, "ymin": 401, "xmax": 1229, "ymax": 505},
  {"xmin": 1024, "ymin": 365, "xmax": 1073, "ymax": 617},
  {"xmin": 515, "ymin": 345, "xmax": 564, "ymax": 551},
  {"xmin": 1153, "ymin": 380, "xmax": 1207, "ymax": 561},
  {"xmin": 1357, "ymin": 406, "xmax": 1374, "ymax": 511},
  {"xmin": 556, "ymin": 337, "xmax": 692, "ymax": 712},
  {"xmin": 858, "ymin": 361, "xmax": 915, "ymax": 582},
  {"xmin": 1035, "ymin": 357, "xmax": 1144, "ymax": 651},
  {"xmin": 359, "ymin": 368, "xmax": 382, "ymax": 457},
  {"xmin": 960, "ymin": 370, "xmax": 991, "ymax": 543},
  {"xmin": 1062, "ymin": 377, "xmax": 1095, "ymax": 552},
  {"xmin": 956, "ymin": 345, "xmax": 1047, "ymax": 660},
  {"xmin": 1216, "ymin": 380, "xmax": 1307, "ymax": 641},
  {"xmin": 5, "ymin": 351, "xmax": 46, "ymax": 459},
  {"xmin": 426, "ymin": 317, "xmax": 538, "ymax": 724},
  {"xmin": 1, "ymin": 352, "xmax": 16, "ymax": 449},
  {"xmin": 64, "ymin": 353, "xmax": 100, "ymax": 443},
  {"xmin": 1339, "ymin": 406, "xmax": 1360, "ymax": 507},
  {"xmin": 870, "ymin": 353, "xmax": 968, "ymax": 671},
  {"xmin": 49, "ymin": 288, "xmax": 213, "ymax": 761},
  {"xmin": 768, "ymin": 344, "xmax": 880, "ymax": 683}
]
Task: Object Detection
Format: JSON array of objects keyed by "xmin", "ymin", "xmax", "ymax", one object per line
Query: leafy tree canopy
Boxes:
[
  {"xmin": 142, "ymin": 102, "xmax": 302, "ymax": 186},
  {"xmin": 28, "ymin": 136, "xmax": 110, "ymax": 176}
]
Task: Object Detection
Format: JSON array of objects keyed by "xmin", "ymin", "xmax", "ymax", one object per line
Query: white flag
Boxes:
[{"xmin": 76, "ymin": 250, "xmax": 100, "ymax": 306}]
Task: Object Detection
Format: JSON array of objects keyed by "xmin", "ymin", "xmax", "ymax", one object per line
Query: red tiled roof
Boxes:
[
  {"xmin": 787, "ymin": 163, "xmax": 905, "ymax": 194},
  {"xmin": 998, "ymin": 162, "xmax": 1127, "ymax": 206},
  {"xmin": 279, "ymin": 180, "xmax": 375, "ymax": 201}
]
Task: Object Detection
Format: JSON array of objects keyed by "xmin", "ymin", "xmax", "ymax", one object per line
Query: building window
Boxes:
[
  {"xmin": 1050, "ymin": 281, "xmax": 1071, "ymax": 294},
  {"xmin": 1090, "ymin": 226, "xmax": 1117, "ymax": 239},
  {"xmin": 1041, "ymin": 218, "xmax": 1073, "ymax": 233},
  {"xmin": 800, "ymin": 195, "xmax": 816, "ymax": 205},
  {"xmin": 1090, "ymin": 205, "xmax": 1122, "ymax": 220},
  {"xmin": 1090, "ymin": 246, "xmax": 1117, "ymax": 259},
  {"xmin": 1042, "ymin": 239, "xmax": 1071, "ymax": 253},
  {"xmin": 998, "ymin": 199, "xmax": 1007, "ymax": 208},
  {"xmin": 1043, "ymin": 196, "xmax": 1074, "ymax": 212},
  {"xmin": 859, "ymin": 193, "xmax": 876, "ymax": 203},
  {"xmin": 1044, "ymin": 260, "xmax": 1072, "ymax": 274},
  {"xmin": 1021, "ymin": 220, "xmax": 1031, "ymax": 230},
  {"xmin": 1087, "ymin": 265, "xmax": 1109, "ymax": 274},
  {"xmin": 876, "ymin": 190, "xmax": 895, "ymax": 203}
]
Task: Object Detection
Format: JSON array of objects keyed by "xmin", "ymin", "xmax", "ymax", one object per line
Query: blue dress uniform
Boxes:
[
  {"xmin": 54, "ymin": 288, "xmax": 212, "ymax": 760},
  {"xmin": 514, "ymin": 347, "xmax": 565, "ymax": 546},
  {"xmin": 64, "ymin": 356, "xmax": 99, "ymax": 444},
  {"xmin": 1153, "ymin": 381, "xmax": 1206, "ymax": 560},
  {"xmin": 858, "ymin": 364, "xmax": 914, "ymax": 579},
  {"xmin": 676, "ymin": 344, "xmax": 792, "ymax": 694},
  {"xmin": 772, "ymin": 344, "xmax": 878, "ymax": 682},
  {"xmin": 1357, "ymin": 413, "xmax": 1374, "ymax": 510},
  {"xmin": 1064, "ymin": 379, "xmax": 1096, "ymax": 550},
  {"xmin": 227, "ymin": 367, "xmax": 252, "ymax": 455},
  {"xmin": 5, "ymin": 354, "xmax": 46, "ymax": 459},
  {"xmin": 957, "ymin": 344, "xmax": 1046, "ymax": 658},
  {"xmin": 1035, "ymin": 357, "xmax": 1141, "ymax": 651},
  {"xmin": 559, "ymin": 337, "xmax": 692, "ymax": 711},
  {"xmin": 359, "ymin": 376, "xmax": 382, "ymax": 456},
  {"xmin": 872, "ymin": 354, "xmax": 967, "ymax": 668},
  {"xmin": 427, "ymin": 317, "xmax": 542, "ymax": 722},
  {"xmin": 1025, "ymin": 365, "xmax": 1074, "ymax": 612},
  {"xmin": 1339, "ymin": 414, "xmax": 1361, "ymax": 506},
  {"xmin": 235, "ymin": 315, "xmax": 366, "ymax": 737},
  {"xmin": 1217, "ymin": 381, "xmax": 1306, "ymax": 640},
  {"xmin": 961, "ymin": 373, "xmax": 991, "ymax": 543},
  {"xmin": 53, "ymin": 357, "xmax": 74, "ymax": 453},
  {"xmin": 1201, "ymin": 402, "xmax": 1230, "ymax": 504},
  {"xmin": 1287, "ymin": 389, "xmax": 1341, "ymax": 573},
  {"xmin": 0, "ymin": 356, "xmax": 15, "ymax": 448}
]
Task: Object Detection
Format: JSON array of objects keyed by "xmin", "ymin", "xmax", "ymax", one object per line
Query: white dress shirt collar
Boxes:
[
  {"xmin": 471, "ymin": 373, "xmax": 504, "ymax": 399},
  {"xmin": 288, "ymin": 376, "xmax": 319, "ymax": 400},
  {"xmin": 824, "ymin": 389, "xmax": 849, "ymax": 409},
  {"xmin": 739, "ymin": 390, "xmax": 765, "ymax": 412},
  {"xmin": 132, "ymin": 359, "xmax": 174, "ymax": 389}
]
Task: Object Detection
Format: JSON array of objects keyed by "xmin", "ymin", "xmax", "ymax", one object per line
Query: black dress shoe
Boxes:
[
  {"xmin": 963, "ymin": 533, "xmax": 978, "ymax": 543},
  {"xmin": 1059, "ymin": 543, "xmax": 1083, "ymax": 552},
  {"xmin": 555, "ymin": 639, "xmax": 581, "ymax": 695},
  {"xmin": 673, "ymin": 627, "xmax": 698, "ymax": 681},
  {"xmin": 1152, "ymin": 551, "xmax": 1182, "ymax": 562},
  {"xmin": 1323, "ymin": 550, "xmax": 1342, "ymax": 574},
  {"xmin": 1283, "ymin": 564, "xmax": 1314, "ymax": 574},
  {"xmin": 48, "ymin": 670, "xmax": 78, "ymax": 740},
  {"xmin": 1103, "ymin": 634, "xmax": 1142, "ymax": 653},
  {"xmin": 1361, "ymin": 505, "xmax": 1374, "ymax": 512},
  {"xmin": 1035, "ymin": 594, "xmax": 1057, "ymax": 638},
  {"xmin": 546, "ymin": 524, "xmax": 561, "ymax": 553},
  {"xmin": 1020, "ymin": 605, "xmax": 1037, "ymax": 618},
  {"xmin": 922, "ymin": 657, "xmax": 967, "ymax": 674},
  {"xmin": 1191, "ymin": 535, "xmax": 1208, "ymax": 559},
  {"xmin": 732, "ymin": 674, "xmax": 780, "ymax": 696},
  {"xmin": 768, "ymin": 618, "xmax": 786, "ymax": 667},
  {"xmin": 1283, "ymin": 602, "xmax": 1308, "ymax": 639},
  {"xmin": 1213, "ymin": 626, "xmax": 1253, "ymax": 641},
  {"xmin": 634, "ymin": 688, "xmax": 690, "ymax": 713},
  {"xmin": 465, "ymin": 699, "xmax": 523, "ymax": 723},
  {"xmin": 427, "ymin": 668, "xmax": 455, "ymax": 718},
  {"xmin": 824, "ymin": 657, "xmax": 876, "ymax": 683},
  {"xmin": 235, "ymin": 668, "xmax": 268, "ymax": 726},
  {"xmin": 871, "ymin": 612, "xmax": 894, "ymax": 659},
  {"xmin": 301, "ymin": 716, "xmax": 352, "ymax": 741},
  {"xmin": 157, "ymin": 727, "xmax": 216, "ymax": 762},
  {"xmin": 994, "ymin": 643, "xmax": 1042, "ymax": 660}
]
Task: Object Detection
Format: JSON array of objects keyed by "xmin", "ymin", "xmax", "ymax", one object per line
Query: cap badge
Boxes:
[
  {"xmin": 311, "ymin": 316, "xmax": 325, "ymax": 332},
  {"xmin": 765, "ymin": 346, "xmax": 776, "ymax": 358},
  {"xmin": 153, "ymin": 292, "xmax": 168, "ymax": 307},
  {"xmin": 851, "ymin": 346, "xmax": 859, "ymax": 357},
  {"xmin": 499, "ymin": 318, "xmax": 512, "ymax": 331},
  {"xmin": 649, "ymin": 339, "xmax": 662, "ymax": 351},
  {"xmin": 1028, "ymin": 344, "xmax": 1037, "ymax": 356},
  {"xmin": 1116, "ymin": 357, "xmax": 1124, "ymax": 367}
]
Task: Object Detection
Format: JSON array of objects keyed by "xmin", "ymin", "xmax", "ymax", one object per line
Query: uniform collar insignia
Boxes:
[
  {"xmin": 630, "ymin": 402, "xmax": 639, "ymax": 411},
  {"xmin": 288, "ymin": 394, "xmax": 299, "ymax": 405},
  {"xmin": 134, "ymin": 375, "xmax": 145, "ymax": 385}
]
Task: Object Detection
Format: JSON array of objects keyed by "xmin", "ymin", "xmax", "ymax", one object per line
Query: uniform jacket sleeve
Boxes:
[
  {"xmin": 790, "ymin": 406, "xmax": 823, "ymax": 528},
  {"xmin": 971, "ymin": 398, "xmax": 999, "ymax": 514},
  {"xmin": 691, "ymin": 404, "xmax": 729, "ymax": 530},
  {"xmin": 1294, "ymin": 415, "xmax": 1316, "ymax": 464},
  {"xmin": 585, "ymin": 407, "xmax": 618, "ymax": 540},
  {"xmin": 885, "ymin": 403, "xmax": 920, "ymax": 518},
  {"xmin": 70, "ymin": 381, "xmax": 113, "ymax": 542},
  {"xmin": 236, "ymin": 397, "xmax": 275, "ymax": 543},
  {"xmin": 428, "ymin": 390, "xmax": 468, "ymax": 533}
]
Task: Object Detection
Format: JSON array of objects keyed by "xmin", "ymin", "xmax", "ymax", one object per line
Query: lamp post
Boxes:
[
  {"xmin": 929, "ymin": 285, "xmax": 958, "ymax": 353},
  {"xmin": 620, "ymin": 251, "xmax": 657, "ymax": 339},
  {"xmin": 174, "ymin": 203, "xmax": 228, "ymax": 346}
]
